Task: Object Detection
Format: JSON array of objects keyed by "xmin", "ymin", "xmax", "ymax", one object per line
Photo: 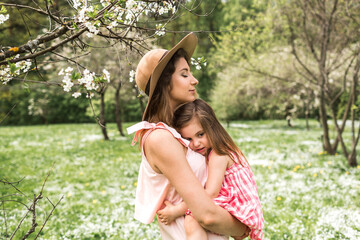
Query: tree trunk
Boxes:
[
  {"xmin": 99, "ymin": 91, "xmax": 109, "ymax": 141},
  {"xmin": 305, "ymin": 100, "xmax": 309, "ymax": 131},
  {"xmin": 348, "ymin": 54, "xmax": 360, "ymax": 167},
  {"xmin": 133, "ymin": 85, "xmax": 145, "ymax": 115},
  {"xmin": 319, "ymin": 93, "xmax": 335, "ymax": 154},
  {"xmin": 115, "ymin": 82, "xmax": 124, "ymax": 136}
]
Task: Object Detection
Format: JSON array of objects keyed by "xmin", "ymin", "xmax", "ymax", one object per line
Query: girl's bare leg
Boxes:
[{"xmin": 185, "ymin": 215, "xmax": 208, "ymax": 240}]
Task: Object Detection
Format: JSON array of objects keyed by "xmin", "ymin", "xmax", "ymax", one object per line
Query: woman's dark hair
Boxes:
[
  {"xmin": 173, "ymin": 99, "xmax": 248, "ymax": 166},
  {"xmin": 143, "ymin": 48, "xmax": 189, "ymax": 125}
]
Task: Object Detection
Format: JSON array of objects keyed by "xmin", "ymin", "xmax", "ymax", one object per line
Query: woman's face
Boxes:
[{"xmin": 169, "ymin": 57, "xmax": 199, "ymax": 108}]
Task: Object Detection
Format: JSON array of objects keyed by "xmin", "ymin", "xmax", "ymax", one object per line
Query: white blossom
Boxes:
[
  {"xmin": 78, "ymin": 69, "xmax": 97, "ymax": 91},
  {"xmin": 65, "ymin": 67, "xmax": 73, "ymax": 73},
  {"xmin": 84, "ymin": 21, "xmax": 99, "ymax": 35},
  {"xmin": 1, "ymin": 60, "xmax": 32, "ymax": 85},
  {"xmin": 72, "ymin": 0, "xmax": 83, "ymax": 9},
  {"xmin": 103, "ymin": 69, "xmax": 110, "ymax": 82},
  {"xmin": 72, "ymin": 92, "xmax": 82, "ymax": 98},
  {"xmin": 86, "ymin": 92, "xmax": 95, "ymax": 98},
  {"xmin": 155, "ymin": 24, "xmax": 165, "ymax": 36},
  {"xmin": 86, "ymin": 32, "xmax": 94, "ymax": 38},
  {"xmin": 129, "ymin": 70, "xmax": 135, "ymax": 83},
  {"xmin": 107, "ymin": 21, "xmax": 118, "ymax": 29},
  {"xmin": 0, "ymin": 14, "xmax": 9, "ymax": 25}
]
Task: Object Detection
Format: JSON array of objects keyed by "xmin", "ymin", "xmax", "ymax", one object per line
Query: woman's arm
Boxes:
[{"xmin": 144, "ymin": 129, "xmax": 249, "ymax": 236}]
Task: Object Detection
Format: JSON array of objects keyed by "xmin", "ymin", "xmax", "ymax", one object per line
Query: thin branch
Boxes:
[
  {"xmin": 10, "ymin": 77, "xmax": 62, "ymax": 86},
  {"xmin": 2, "ymin": 200, "xmax": 8, "ymax": 237},
  {"xmin": 20, "ymin": 194, "xmax": 39, "ymax": 240},
  {"xmin": 0, "ymin": 28, "xmax": 87, "ymax": 65},
  {"xmin": 0, "ymin": 26, "xmax": 69, "ymax": 62},
  {"xmin": 33, "ymin": 195, "xmax": 63, "ymax": 240},
  {"xmin": 330, "ymin": 54, "xmax": 356, "ymax": 106},
  {"xmin": 0, "ymin": 3, "xmax": 48, "ymax": 16},
  {"xmin": 1, "ymin": 178, "xmax": 31, "ymax": 201},
  {"xmin": 0, "ymin": 103, "xmax": 17, "ymax": 125},
  {"xmin": 9, "ymin": 210, "xmax": 31, "ymax": 240},
  {"xmin": 89, "ymin": 97, "xmax": 106, "ymax": 128},
  {"xmin": 50, "ymin": 51, "xmax": 90, "ymax": 69},
  {"xmin": 17, "ymin": 7, "xmax": 33, "ymax": 41}
]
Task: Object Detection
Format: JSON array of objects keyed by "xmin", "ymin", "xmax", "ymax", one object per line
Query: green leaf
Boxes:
[
  {"xmin": 71, "ymin": 72, "xmax": 81, "ymax": 80},
  {"xmin": 73, "ymin": 22, "xmax": 79, "ymax": 30},
  {"xmin": 23, "ymin": 83, "xmax": 30, "ymax": 93},
  {"xmin": 351, "ymin": 104, "xmax": 358, "ymax": 111},
  {"xmin": 9, "ymin": 63, "xmax": 19, "ymax": 74},
  {"xmin": 0, "ymin": 6, "xmax": 7, "ymax": 14}
]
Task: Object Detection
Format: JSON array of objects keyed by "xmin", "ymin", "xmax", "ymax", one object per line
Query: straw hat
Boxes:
[{"xmin": 135, "ymin": 32, "xmax": 198, "ymax": 118}]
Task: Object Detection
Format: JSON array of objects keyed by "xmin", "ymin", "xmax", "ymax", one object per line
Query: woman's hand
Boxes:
[
  {"xmin": 157, "ymin": 201, "xmax": 179, "ymax": 225},
  {"xmin": 232, "ymin": 227, "xmax": 251, "ymax": 240}
]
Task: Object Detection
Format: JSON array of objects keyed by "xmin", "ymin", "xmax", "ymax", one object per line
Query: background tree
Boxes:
[
  {"xmin": 282, "ymin": 0, "xmax": 360, "ymax": 166},
  {"xmin": 207, "ymin": 0, "xmax": 360, "ymax": 167}
]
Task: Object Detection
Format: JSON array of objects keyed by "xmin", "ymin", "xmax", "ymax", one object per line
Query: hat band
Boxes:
[{"xmin": 145, "ymin": 50, "xmax": 169, "ymax": 95}]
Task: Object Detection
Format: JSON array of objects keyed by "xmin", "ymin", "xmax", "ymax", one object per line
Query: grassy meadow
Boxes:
[{"xmin": 1, "ymin": 120, "xmax": 360, "ymax": 240}]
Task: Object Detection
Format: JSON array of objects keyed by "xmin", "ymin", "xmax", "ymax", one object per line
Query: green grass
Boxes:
[{"xmin": 1, "ymin": 120, "xmax": 359, "ymax": 239}]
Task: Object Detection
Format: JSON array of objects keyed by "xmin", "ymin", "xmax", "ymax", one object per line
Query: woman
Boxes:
[{"xmin": 127, "ymin": 33, "xmax": 250, "ymax": 239}]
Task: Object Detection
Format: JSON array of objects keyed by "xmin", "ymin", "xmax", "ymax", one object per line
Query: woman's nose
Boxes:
[{"xmin": 191, "ymin": 76, "xmax": 198, "ymax": 86}]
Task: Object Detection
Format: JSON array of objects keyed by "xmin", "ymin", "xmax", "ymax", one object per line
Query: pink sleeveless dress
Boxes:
[
  {"xmin": 127, "ymin": 121, "xmax": 228, "ymax": 240},
  {"xmin": 210, "ymin": 151, "xmax": 264, "ymax": 240}
]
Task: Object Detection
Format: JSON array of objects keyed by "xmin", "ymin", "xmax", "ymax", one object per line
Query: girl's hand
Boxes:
[{"xmin": 157, "ymin": 201, "xmax": 178, "ymax": 225}]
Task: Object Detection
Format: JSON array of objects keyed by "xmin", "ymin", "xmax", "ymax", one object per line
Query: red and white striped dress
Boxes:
[{"xmin": 210, "ymin": 151, "xmax": 265, "ymax": 240}]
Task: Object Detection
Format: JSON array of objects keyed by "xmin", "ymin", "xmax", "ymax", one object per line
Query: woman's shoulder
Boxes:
[
  {"xmin": 145, "ymin": 124, "xmax": 188, "ymax": 148},
  {"xmin": 146, "ymin": 128, "xmax": 177, "ymax": 144}
]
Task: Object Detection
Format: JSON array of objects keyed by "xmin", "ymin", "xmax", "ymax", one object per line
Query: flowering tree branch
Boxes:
[{"xmin": 0, "ymin": 0, "xmax": 181, "ymax": 93}]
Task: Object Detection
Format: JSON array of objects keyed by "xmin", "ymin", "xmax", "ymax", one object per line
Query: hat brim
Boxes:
[{"xmin": 143, "ymin": 32, "xmax": 198, "ymax": 119}]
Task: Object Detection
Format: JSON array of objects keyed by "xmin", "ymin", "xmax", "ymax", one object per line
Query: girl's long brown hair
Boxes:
[
  {"xmin": 173, "ymin": 99, "xmax": 248, "ymax": 166},
  {"xmin": 143, "ymin": 48, "xmax": 190, "ymax": 126}
]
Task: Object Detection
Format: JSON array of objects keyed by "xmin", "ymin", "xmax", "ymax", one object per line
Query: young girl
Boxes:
[{"xmin": 157, "ymin": 99, "xmax": 264, "ymax": 240}]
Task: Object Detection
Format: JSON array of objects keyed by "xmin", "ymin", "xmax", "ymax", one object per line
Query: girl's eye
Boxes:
[
  {"xmin": 182, "ymin": 74, "xmax": 188, "ymax": 77},
  {"xmin": 198, "ymin": 133, "xmax": 204, "ymax": 137}
]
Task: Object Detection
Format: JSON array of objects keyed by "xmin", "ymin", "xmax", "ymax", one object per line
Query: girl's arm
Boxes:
[
  {"xmin": 144, "ymin": 129, "xmax": 249, "ymax": 237},
  {"xmin": 205, "ymin": 153, "xmax": 229, "ymax": 198}
]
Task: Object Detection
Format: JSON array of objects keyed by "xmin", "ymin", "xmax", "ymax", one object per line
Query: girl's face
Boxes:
[
  {"xmin": 179, "ymin": 117, "xmax": 210, "ymax": 156},
  {"xmin": 169, "ymin": 57, "xmax": 199, "ymax": 108}
]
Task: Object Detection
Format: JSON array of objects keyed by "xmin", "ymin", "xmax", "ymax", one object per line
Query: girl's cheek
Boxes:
[{"xmin": 189, "ymin": 143, "xmax": 195, "ymax": 151}]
